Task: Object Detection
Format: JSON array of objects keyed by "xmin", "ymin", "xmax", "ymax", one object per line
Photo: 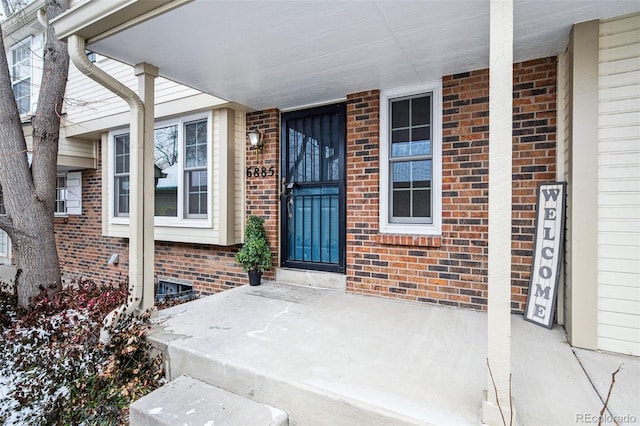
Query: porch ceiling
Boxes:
[{"xmin": 66, "ymin": 0, "xmax": 639, "ymax": 110}]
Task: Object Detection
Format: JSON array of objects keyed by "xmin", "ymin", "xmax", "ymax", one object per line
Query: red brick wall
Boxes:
[
  {"xmin": 345, "ymin": 57, "xmax": 557, "ymax": 312},
  {"xmin": 511, "ymin": 58, "xmax": 557, "ymax": 311},
  {"xmin": 54, "ymin": 57, "xmax": 556, "ymax": 313}
]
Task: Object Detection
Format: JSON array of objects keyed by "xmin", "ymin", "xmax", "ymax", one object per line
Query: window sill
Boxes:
[
  {"xmin": 54, "ymin": 216, "xmax": 69, "ymax": 224},
  {"xmin": 374, "ymin": 233, "xmax": 442, "ymax": 248}
]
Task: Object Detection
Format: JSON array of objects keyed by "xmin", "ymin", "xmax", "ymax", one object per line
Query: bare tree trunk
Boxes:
[{"xmin": 0, "ymin": 0, "xmax": 69, "ymax": 308}]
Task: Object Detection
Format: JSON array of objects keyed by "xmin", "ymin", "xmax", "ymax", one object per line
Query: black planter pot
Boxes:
[{"xmin": 248, "ymin": 270, "xmax": 262, "ymax": 286}]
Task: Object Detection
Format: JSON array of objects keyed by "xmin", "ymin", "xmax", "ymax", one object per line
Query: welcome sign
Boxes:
[{"xmin": 525, "ymin": 182, "xmax": 566, "ymax": 329}]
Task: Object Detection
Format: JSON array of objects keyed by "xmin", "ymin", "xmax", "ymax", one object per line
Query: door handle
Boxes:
[{"xmin": 287, "ymin": 197, "xmax": 293, "ymax": 219}]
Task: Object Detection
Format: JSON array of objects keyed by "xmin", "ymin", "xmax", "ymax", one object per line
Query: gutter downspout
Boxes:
[{"xmin": 68, "ymin": 35, "xmax": 147, "ymax": 342}]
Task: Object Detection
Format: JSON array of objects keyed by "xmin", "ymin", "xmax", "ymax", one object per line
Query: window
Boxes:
[
  {"xmin": 55, "ymin": 175, "xmax": 67, "ymax": 214},
  {"xmin": 380, "ymin": 83, "xmax": 442, "ymax": 235},
  {"xmin": 114, "ymin": 133, "xmax": 130, "ymax": 217},
  {"xmin": 10, "ymin": 37, "xmax": 32, "ymax": 115},
  {"xmin": 184, "ymin": 119, "xmax": 208, "ymax": 218},
  {"xmin": 111, "ymin": 115, "xmax": 209, "ymax": 222}
]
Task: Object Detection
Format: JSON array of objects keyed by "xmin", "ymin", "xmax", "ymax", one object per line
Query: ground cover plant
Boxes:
[{"xmin": 0, "ymin": 279, "xmax": 165, "ymax": 425}]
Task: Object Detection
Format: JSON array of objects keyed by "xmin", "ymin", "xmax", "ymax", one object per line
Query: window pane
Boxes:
[
  {"xmin": 413, "ymin": 160, "xmax": 432, "ymax": 187},
  {"xmin": 187, "ymin": 170, "xmax": 207, "ymax": 216},
  {"xmin": 13, "ymin": 79, "xmax": 30, "ymax": 115},
  {"xmin": 154, "ymin": 126, "xmax": 178, "ymax": 217},
  {"xmin": 391, "ymin": 99, "xmax": 409, "ymax": 128},
  {"xmin": 391, "ymin": 160, "xmax": 432, "ymax": 219},
  {"xmin": 185, "ymin": 119, "xmax": 207, "ymax": 168},
  {"xmin": 413, "ymin": 189, "xmax": 431, "ymax": 217},
  {"xmin": 392, "ymin": 190, "xmax": 410, "ymax": 217},
  {"xmin": 411, "ymin": 95, "xmax": 431, "ymax": 126},
  {"xmin": 115, "ymin": 134, "xmax": 130, "ymax": 174},
  {"xmin": 411, "ymin": 126, "xmax": 429, "ymax": 143},
  {"xmin": 392, "ymin": 162, "xmax": 411, "ymax": 189},
  {"xmin": 115, "ymin": 176, "xmax": 130, "ymax": 215}
]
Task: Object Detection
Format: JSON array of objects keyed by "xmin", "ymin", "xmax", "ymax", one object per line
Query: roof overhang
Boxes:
[{"xmin": 52, "ymin": 0, "xmax": 640, "ymax": 110}]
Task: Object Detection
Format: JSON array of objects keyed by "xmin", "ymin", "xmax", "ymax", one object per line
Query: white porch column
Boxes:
[
  {"xmin": 133, "ymin": 62, "xmax": 158, "ymax": 313},
  {"xmin": 483, "ymin": 0, "xmax": 516, "ymax": 425}
]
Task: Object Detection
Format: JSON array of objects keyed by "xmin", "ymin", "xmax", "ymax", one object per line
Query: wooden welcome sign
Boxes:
[{"xmin": 524, "ymin": 182, "xmax": 567, "ymax": 329}]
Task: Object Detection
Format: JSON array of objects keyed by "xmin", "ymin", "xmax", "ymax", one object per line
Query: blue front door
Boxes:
[{"xmin": 281, "ymin": 103, "xmax": 346, "ymax": 273}]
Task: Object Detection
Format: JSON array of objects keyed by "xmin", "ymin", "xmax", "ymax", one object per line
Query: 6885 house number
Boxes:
[{"xmin": 246, "ymin": 166, "xmax": 275, "ymax": 178}]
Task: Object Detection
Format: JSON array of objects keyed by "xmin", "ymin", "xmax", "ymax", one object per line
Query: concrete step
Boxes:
[
  {"xmin": 130, "ymin": 375, "xmax": 288, "ymax": 426},
  {"xmin": 148, "ymin": 284, "xmax": 461, "ymax": 425}
]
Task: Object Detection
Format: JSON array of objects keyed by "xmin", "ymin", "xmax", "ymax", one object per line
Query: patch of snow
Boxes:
[{"xmin": 186, "ymin": 408, "xmax": 196, "ymax": 415}]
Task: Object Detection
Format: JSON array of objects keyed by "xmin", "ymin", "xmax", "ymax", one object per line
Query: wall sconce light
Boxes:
[{"xmin": 247, "ymin": 129, "xmax": 263, "ymax": 158}]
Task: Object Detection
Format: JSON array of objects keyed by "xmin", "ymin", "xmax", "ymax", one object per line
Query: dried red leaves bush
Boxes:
[{"xmin": 0, "ymin": 279, "xmax": 164, "ymax": 425}]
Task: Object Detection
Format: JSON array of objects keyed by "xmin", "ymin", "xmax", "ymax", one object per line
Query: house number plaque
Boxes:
[{"xmin": 246, "ymin": 166, "xmax": 275, "ymax": 178}]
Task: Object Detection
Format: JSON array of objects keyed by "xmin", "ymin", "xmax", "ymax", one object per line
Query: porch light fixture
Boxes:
[{"xmin": 247, "ymin": 129, "xmax": 263, "ymax": 156}]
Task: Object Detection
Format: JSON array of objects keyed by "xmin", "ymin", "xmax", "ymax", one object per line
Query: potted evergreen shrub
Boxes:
[{"xmin": 235, "ymin": 215, "xmax": 272, "ymax": 286}]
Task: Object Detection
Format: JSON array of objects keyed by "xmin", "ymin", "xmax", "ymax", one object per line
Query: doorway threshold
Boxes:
[{"xmin": 275, "ymin": 267, "xmax": 346, "ymax": 291}]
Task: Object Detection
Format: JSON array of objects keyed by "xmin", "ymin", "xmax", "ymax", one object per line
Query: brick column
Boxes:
[
  {"xmin": 345, "ymin": 91, "xmax": 381, "ymax": 292},
  {"xmin": 246, "ymin": 109, "xmax": 280, "ymax": 280}
]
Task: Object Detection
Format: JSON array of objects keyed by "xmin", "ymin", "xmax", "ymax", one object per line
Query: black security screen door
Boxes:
[{"xmin": 281, "ymin": 103, "xmax": 346, "ymax": 273}]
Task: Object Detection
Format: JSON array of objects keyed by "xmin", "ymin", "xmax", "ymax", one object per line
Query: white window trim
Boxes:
[
  {"xmin": 107, "ymin": 111, "xmax": 213, "ymax": 229},
  {"xmin": 9, "ymin": 36, "xmax": 33, "ymax": 117},
  {"xmin": 379, "ymin": 81, "xmax": 442, "ymax": 236}
]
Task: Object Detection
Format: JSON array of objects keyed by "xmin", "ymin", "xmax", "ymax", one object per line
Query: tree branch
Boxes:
[{"xmin": 598, "ymin": 364, "xmax": 623, "ymax": 426}]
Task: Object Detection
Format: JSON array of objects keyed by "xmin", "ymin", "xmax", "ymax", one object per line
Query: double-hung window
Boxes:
[
  {"xmin": 55, "ymin": 175, "xmax": 67, "ymax": 214},
  {"xmin": 10, "ymin": 37, "xmax": 32, "ymax": 115},
  {"xmin": 184, "ymin": 119, "xmax": 208, "ymax": 218},
  {"xmin": 111, "ymin": 114, "xmax": 209, "ymax": 222},
  {"xmin": 114, "ymin": 133, "xmax": 131, "ymax": 217},
  {"xmin": 380, "ymin": 83, "xmax": 442, "ymax": 235}
]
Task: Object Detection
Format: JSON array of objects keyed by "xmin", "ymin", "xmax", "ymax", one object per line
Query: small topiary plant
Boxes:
[{"xmin": 236, "ymin": 216, "xmax": 272, "ymax": 285}]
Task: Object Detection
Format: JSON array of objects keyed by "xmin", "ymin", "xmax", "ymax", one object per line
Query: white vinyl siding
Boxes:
[
  {"xmin": 234, "ymin": 112, "xmax": 246, "ymax": 243},
  {"xmin": 597, "ymin": 12, "xmax": 640, "ymax": 356},
  {"xmin": 64, "ymin": 57, "xmax": 208, "ymax": 125}
]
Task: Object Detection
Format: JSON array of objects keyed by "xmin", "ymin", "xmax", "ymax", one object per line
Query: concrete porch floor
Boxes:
[{"xmin": 148, "ymin": 281, "xmax": 639, "ymax": 425}]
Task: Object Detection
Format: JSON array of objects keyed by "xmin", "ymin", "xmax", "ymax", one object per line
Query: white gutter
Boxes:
[
  {"xmin": 36, "ymin": 8, "xmax": 48, "ymax": 29},
  {"xmin": 68, "ymin": 35, "xmax": 144, "ymax": 340},
  {"xmin": 51, "ymin": 0, "xmax": 189, "ymax": 43}
]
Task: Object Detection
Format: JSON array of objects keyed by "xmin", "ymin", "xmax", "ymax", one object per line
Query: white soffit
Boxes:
[{"xmin": 87, "ymin": 0, "xmax": 640, "ymax": 110}]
